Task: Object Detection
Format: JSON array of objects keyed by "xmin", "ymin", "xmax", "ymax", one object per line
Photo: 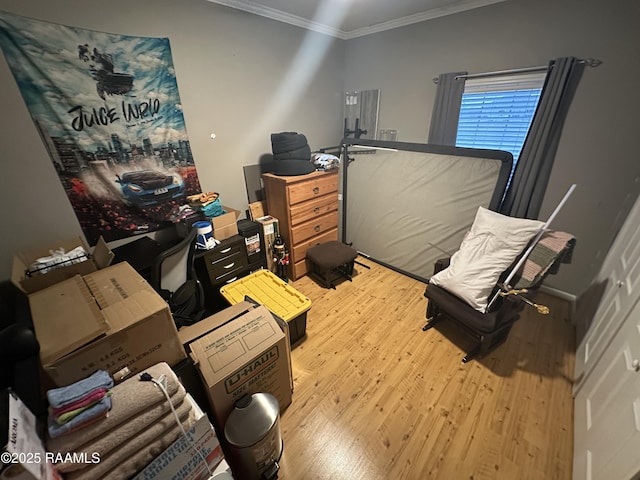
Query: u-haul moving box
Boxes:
[
  {"xmin": 28, "ymin": 262, "xmax": 186, "ymax": 386},
  {"xmin": 185, "ymin": 304, "xmax": 292, "ymax": 429}
]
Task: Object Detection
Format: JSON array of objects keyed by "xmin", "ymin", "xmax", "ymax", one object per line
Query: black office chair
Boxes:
[{"xmin": 149, "ymin": 229, "xmax": 206, "ymax": 327}]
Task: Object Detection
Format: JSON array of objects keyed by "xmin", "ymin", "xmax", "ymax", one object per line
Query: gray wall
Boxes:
[
  {"xmin": 0, "ymin": 0, "xmax": 345, "ymax": 276},
  {"xmin": 1, "ymin": 0, "xmax": 638, "ymax": 300},
  {"xmin": 343, "ymin": 0, "xmax": 640, "ymax": 297}
]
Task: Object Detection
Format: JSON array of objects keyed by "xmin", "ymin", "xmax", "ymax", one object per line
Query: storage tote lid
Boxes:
[{"xmin": 219, "ymin": 270, "xmax": 311, "ymax": 322}]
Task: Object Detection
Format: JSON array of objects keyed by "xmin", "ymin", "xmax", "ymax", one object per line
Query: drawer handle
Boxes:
[
  {"xmin": 220, "ymin": 247, "xmax": 232, "ymax": 254},
  {"xmin": 224, "ymin": 262, "xmax": 236, "ymax": 269},
  {"xmin": 314, "ymin": 225, "xmax": 320, "ymax": 232},
  {"xmin": 226, "ymin": 277, "xmax": 238, "ymax": 283},
  {"xmin": 313, "ymin": 207, "xmax": 320, "ymax": 214},
  {"xmin": 313, "ymin": 186, "xmax": 320, "ymax": 194}
]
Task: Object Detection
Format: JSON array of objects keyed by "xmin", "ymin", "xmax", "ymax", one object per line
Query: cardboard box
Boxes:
[
  {"xmin": 178, "ymin": 302, "xmax": 261, "ymax": 348},
  {"xmin": 254, "ymin": 215, "xmax": 279, "ymax": 273},
  {"xmin": 248, "ymin": 201, "xmax": 266, "ymax": 221},
  {"xmin": 183, "ymin": 303, "xmax": 292, "ymax": 429},
  {"xmin": 131, "ymin": 404, "xmax": 223, "ymax": 480},
  {"xmin": 28, "ymin": 262, "xmax": 186, "ymax": 386},
  {"xmin": 211, "ymin": 206, "xmax": 241, "ymax": 241},
  {"xmin": 11, "ymin": 236, "xmax": 114, "ymax": 294},
  {"xmin": 179, "ymin": 301, "xmax": 293, "ymax": 394}
]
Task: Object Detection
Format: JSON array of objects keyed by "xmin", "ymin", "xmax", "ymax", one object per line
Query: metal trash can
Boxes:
[{"xmin": 224, "ymin": 393, "xmax": 283, "ymax": 480}]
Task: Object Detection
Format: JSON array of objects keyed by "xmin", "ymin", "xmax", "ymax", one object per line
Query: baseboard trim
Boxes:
[{"xmin": 540, "ymin": 285, "xmax": 577, "ymax": 322}]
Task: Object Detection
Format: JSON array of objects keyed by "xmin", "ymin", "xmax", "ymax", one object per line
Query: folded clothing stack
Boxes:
[
  {"xmin": 47, "ymin": 369, "xmax": 114, "ymax": 439},
  {"xmin": 187, "ymin": 191, "xmax": 225, "ymax": 217},
  {"xmin": 271, "ymin": 132, "xmax": 316, "ymax": 176},
  {"xmin": 46, "ymin": 362, "xmax": 198, "ymax": 480},
  {"xmin": 312, "ymin": 152, "xmax": 340, "ymax": 171}
]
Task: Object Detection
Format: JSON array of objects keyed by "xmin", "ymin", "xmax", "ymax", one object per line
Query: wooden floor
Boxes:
[{"xmin": 276, "ymin": 260, "xmax": 576, "ymax": 480}]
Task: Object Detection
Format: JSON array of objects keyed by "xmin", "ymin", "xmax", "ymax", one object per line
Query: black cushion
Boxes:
[
  {"xmin": 272, "ymin": 159, "xmax": 316, "ymax": 176},
  {"xmin": 270, "ymin": 131, "xmax": 315, "ymax": 176},
  {"xmin": 271, "ymin": 132, "xmax": 308, "ymax": 154},
  {"xmin": 0, "ymin": 324, "xmax": 39, "ymax": 360},
  {"xmin": 307, "ymin": 241, "xmax": 358, "ymax": 268},
  {"xmin": 424, "ymin": 283, "xmax": 521, "ymax": 333},
  {"xmin": 273, "ymin": 144, "xmax": 312, "ymax": 162}
]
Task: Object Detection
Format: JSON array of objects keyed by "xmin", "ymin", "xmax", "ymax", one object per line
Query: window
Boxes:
[{"xmin": 455, "ymin": 73, "xmax": 545, "ymax": 166}]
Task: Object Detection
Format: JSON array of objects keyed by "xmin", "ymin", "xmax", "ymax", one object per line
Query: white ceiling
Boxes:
[{"xmin": 206, "ymin": 0, "xmax": 508, "ymax": 39}]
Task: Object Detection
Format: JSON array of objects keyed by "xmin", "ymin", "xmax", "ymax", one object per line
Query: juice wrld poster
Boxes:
[{"xmin": 0, "ymin": 11, "xmax": 202, "ymax": 244}]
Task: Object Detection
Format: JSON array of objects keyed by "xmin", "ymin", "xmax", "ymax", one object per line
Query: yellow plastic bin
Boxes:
[{"xmin": 220, "ymin": 270, "xmax": 312, "ymax": 345}]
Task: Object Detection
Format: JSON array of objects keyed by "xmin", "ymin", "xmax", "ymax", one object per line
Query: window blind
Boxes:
[{"xmin": 455, "ymin": 73, "xmax": 545, "ymax": 162}]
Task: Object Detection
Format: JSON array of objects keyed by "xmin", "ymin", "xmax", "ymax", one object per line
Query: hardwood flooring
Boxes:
[{"xmin": 276, "ymin": 259, "xmax": 575, "ymax": 480}]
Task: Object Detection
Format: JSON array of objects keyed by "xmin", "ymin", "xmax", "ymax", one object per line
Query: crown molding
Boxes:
[
  {"xmin": 206, "ymin": 0, "xmax": 346, "ymax": 38},
  {"xmin": 206, "ymin": 0, "xmax": 507, "ymax": 40},
  {"xmin": 343, "ymin": 0, "xmax": 508, "ymax": 39}
]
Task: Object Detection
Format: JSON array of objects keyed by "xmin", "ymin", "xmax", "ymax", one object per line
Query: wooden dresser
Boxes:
[{"xmin": 262, "ymin": 170, "xmax": 339, "ymax": 281}]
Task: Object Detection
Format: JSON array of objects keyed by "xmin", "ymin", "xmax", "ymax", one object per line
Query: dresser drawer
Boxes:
[
  {"xmin": 204, "ymin": 237, "xmax": 244, "ymax": 266},
  {"xmin": 290, "ymin": 195, "xmax": 338, "ymax": 226},
  {"xmin": 291, "ymin": 211, "xmax": 339, "ymax": 244},
  {"xmin": 293, "ymin": 259, "xmax": 308, "ymax": 280},
  {"xmin": 291, "ymin": 228, "xmax": 339, "ymax": 262},
  {"xmin": 287, "ymin": 173, "xmax": 339, "ymax": 205},
  {"xmin": 210, "ymin": 265, "xmax": 249, "ymax": 286},
  {"xmin": 207, "ymin": 251, "xmax": 248, "ymax": 279},
  {"xmin": 201, "ymin": 236, "xmax": 249, "ymax": 280}
]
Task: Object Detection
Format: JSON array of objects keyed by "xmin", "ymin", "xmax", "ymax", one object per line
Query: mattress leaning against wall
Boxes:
[{"xmin": 342, "ymin": 140, "xmax": 512, "ymax": 282}]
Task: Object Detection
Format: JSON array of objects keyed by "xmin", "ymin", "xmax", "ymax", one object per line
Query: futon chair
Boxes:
[
  {"xmin": 423, "ymin": 258, "xmax": 529, "ymax": 363},
  {"xmin": 423, "ymin": 228, "xmax": 575, "ymax": 363},
  {"xmin": 149, "ymin": 229, "xmax": 205, "ymax": 327}
]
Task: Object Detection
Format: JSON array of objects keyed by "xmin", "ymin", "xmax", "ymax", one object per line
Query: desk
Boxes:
[
  {"xmin": 111, "ymin": 236, "xmax": 166, "ymax": 281},
  {"xmin": 114, "ymin": 235, "xmax": 256, "ymax": 313}
]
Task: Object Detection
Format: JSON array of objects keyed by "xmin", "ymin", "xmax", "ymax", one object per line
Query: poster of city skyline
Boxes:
[{"xmin": 0, "ymin": 11, "xmax": 202, "ymax": 244}]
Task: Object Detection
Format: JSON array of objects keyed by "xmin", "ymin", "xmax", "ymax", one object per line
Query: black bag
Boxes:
[{"xmin": 168, "ymin": 280, "xmax": 203, "ymax": 327}]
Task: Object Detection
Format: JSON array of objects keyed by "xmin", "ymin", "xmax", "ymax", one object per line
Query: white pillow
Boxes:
[{"xmin": 429, "ymin": 207, "xmax": 544, "ymax": 312}]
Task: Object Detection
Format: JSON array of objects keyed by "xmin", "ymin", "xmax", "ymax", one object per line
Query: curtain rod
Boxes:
[
  {"xmin": 455, "ymin": 65, "xmax": 548, "ymax": 81},
  {"xmin": 432, "ymin": 58, "xmax": 602, "ymax": 84}
]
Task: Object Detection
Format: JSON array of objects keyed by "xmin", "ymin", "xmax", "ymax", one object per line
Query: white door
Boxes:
[
  {"xmin": 574, "ymin": 196, "xmax": 640, "ymax": 393},
  {"xmin": 573, "ymin": 297, "xmax": 640, "ymax": 480}
]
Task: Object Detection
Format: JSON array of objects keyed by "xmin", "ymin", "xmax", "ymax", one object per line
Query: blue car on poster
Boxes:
[{"xmin": 115, "ymin": 169, "xmax": 185, "ymax": 206}]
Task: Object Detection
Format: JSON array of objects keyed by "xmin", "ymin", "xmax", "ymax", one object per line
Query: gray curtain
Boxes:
[
  {"xmin": 499, "ymin": 57, "xmax": 585, "ymax": 218},
  {"xmin": 428, "ymin": 72, "xmax": 467, "ymax": 145}
]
